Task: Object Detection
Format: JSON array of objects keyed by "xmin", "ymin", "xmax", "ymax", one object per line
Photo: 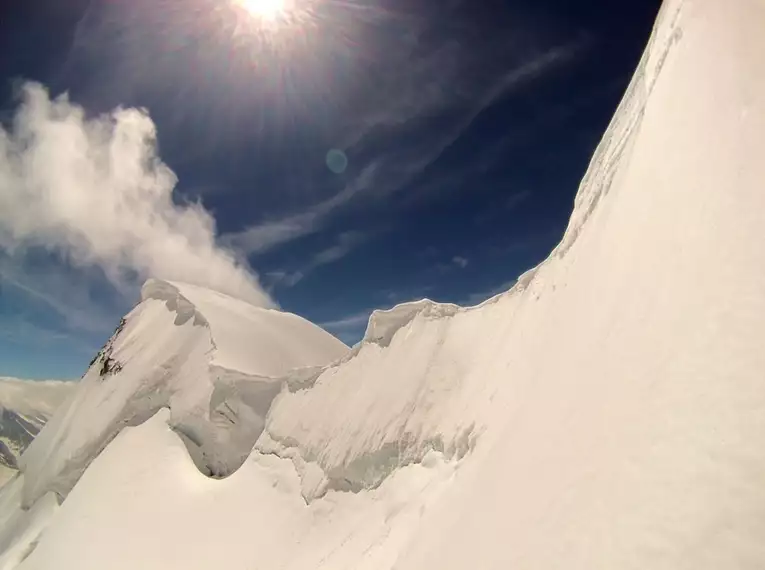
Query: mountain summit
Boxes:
[{"xmin": 16, "ymin": 278, "xmax": 347, "ymax": 511}]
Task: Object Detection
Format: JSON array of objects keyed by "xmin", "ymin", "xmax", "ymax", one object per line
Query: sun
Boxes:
[{"xmin": 236, "ymin": 0, "xmax": 286, "ymax": 21}]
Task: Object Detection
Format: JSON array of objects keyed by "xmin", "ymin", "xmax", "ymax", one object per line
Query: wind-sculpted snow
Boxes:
[
  {"xmin": 248, "ymin": 291, "xmax": 537, "ymax": 501},
  {"xmin": 7, "ymin": 0, "xmax": 765, "ymax": 567},
  {"xmin": 140, "ymin": 279, "xmax": 209, "ymax": 327},
  {"xmin": 552, "ymin": 0, "xmax": 687, "ymax": 260},
  {"xmin": 17, "ymin": 280, "xmax": 347, "ymax": 508},
  {"xmin": 176, "ymin": 366, "xmax": 284, "ymax": 478},
  {"xmin": 361, "ymin": 300, "xmax": 461, "ymax": 348},
  {"xmin": 169, "ymin": 281, "xmax": 348, "ymax": 377},
  {"xmin": 259, "ymin": 301, "xmax": 488, "ymax": 500}
]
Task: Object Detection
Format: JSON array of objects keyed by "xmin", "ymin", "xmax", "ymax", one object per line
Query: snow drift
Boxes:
[{"xmin": 3, "ymin": 0, "xmax": 765, "ymax": 567}]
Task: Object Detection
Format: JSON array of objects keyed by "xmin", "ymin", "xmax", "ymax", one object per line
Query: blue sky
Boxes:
[{"xmin": 0, "ymin": 0, "xmax": 661, "ymax": 379}]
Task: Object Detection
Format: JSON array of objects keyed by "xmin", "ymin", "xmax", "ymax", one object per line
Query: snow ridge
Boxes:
[
  {"xmin": 140, "ymin": 279, "xmax": 209, "ymax": 327},
  {"xmin": 8, "ymin": 0, "xmax": 765, "ymax": 567},
  {"xmin": 362, "ymin": 300, "xmax": 461, "ymax": 348},
  {"xmin": 17, "ymin": 279, "xmax": 347, "ymax": 508},
  {"xmin": 553, "ymin": 0, "xmax": 686, "ymax": 259}
]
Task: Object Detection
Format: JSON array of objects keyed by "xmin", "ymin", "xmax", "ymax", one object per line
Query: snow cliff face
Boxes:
[{"xmin": 3, "ymin": 0, "xmax": 765, "ymax": 568}]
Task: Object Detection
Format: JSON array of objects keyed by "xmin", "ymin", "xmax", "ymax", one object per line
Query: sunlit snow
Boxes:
[{"xmin": 2, "ymin": 0, "xmax": 765, "ymax": 568}]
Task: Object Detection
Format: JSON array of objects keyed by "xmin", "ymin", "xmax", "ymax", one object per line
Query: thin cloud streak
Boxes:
[
  {"xmin": 269, "ymin": 230, "xmax": 368, "ymax": 288},
  {"xmin": 0, "ymin": 258, "xmax": 118, "ymax": 334},
  {"xmin": 224, "ymin": 41, "xmax": 584, "ymax": 258},
  {"xmin": 224, "ymin": 163, "xmax": 379, "ymax": 256},
  {"xmin": 452, "ymin": 256, "xmax": 469, "ymax": 269},
  {"xmin": 319, "ymin": 309, "xmax": 374, "ymax": 346},
  {"xmin": 320, "ymin": 311, "xmax": 373, "ymax": 331},
  {"xmin": 0, "ymin": 317, "xmax": 96, "ymax": 355}
]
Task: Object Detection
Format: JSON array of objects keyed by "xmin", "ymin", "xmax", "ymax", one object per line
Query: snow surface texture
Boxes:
[
  {"xmin": 17, "ymin": 279, "xmax": 347, "ymax": 508},
  {"xmin": 4, "ymin": 0, "xmax": 765, "ymax": 567},
  {"xmin": 0, "ymin": 379, "xmax": 75, "ymax": 487}
]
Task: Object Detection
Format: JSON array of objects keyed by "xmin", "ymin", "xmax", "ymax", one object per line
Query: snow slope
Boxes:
[
  {"xmin": 16, "ymin": 278, "xmax": 347, "ymax": 509},
  {"xmin": 0, "ymin": 379, "xmax": 75, "ymax": 487},
  {"xmin": 5, "ymin": 0, "xmax": 765, "ymax": 567}
]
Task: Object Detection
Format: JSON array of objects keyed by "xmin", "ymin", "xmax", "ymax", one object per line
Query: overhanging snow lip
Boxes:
[{"xmin": 140, "ymin": 278, "xmax": 209, "ymax": 327}]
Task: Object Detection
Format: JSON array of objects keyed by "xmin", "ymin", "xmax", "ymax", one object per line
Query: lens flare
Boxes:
[{"xmin": 236, "ymin": 0, "xmax": 286, "ymax": 21}]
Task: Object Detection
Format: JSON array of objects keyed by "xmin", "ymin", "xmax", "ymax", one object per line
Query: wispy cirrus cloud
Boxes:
[
  {"xmin": 0, "ymin": 255, "xmax": 119, "ymax": 334},
  {"xmin": 473, "ymin": 190, "xmax": 532, "ymax": 226},
  {"xmin": 319, "ymin": 309, "xmax": 374, "ymax": 345},
  {"xmin": 320, "ymin": 310, "xmax": 373, "ymax": 332},
  {"xmin": 452, "ymin": 256, "xmax": 469, "ymax": 269},
  {"xmin": 224, "ymin": 40, "xmax": 586, "ymax": 258},
  {"xmin": 224, "ymin": 163, "xmax": 380, "ymax": 256},
  {"xmin": 267, "ymin": 230, "xmax": 368, "ymax": 288},
  {"xmin": 312, "ymin": 232, "xmax": 364, "ymax": 265},
  {"xmin": 0, "ymin": 316, "xmax": 96, "ymax": 355}
]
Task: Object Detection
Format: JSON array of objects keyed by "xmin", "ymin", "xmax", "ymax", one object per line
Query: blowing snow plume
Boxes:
[{"xmin": 0, "ymin": 82, "xmax": 272, "ymax": 307}]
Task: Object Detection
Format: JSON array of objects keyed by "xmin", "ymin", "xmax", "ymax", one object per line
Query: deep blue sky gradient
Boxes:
[{"xmin": 0, "ymin": 0, "xmax": 661, "ymax": 378}]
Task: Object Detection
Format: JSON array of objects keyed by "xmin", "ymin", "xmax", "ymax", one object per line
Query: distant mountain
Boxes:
[{"xmin": 0, "ymin": 378, "xmax": 77, "ymax": 486}]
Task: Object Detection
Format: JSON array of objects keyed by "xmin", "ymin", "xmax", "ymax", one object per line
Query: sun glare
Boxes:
[{"xmin": 237, "ymin": 0, "xmax": 286, "ymax": 21}]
